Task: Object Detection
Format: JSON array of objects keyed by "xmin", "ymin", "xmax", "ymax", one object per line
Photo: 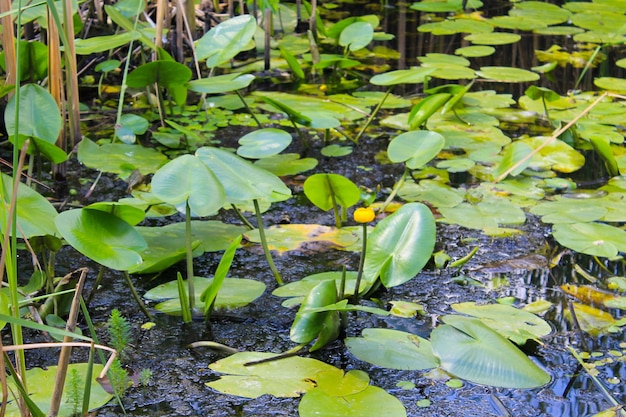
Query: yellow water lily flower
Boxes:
[{"xmin": 353, "ymin": 207, "xmax": 375, "ymax": 223}]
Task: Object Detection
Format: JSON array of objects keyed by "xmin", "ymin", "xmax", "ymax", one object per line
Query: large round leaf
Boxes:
[
  {"xmin": 196, "ymin": 147, "xmax": 291, "ymax": 204},
  {"xmin": 5, "ymin": 84, "xmax": 61, "ymax": 143},
  {"xmin": 362, "ymin": 202, "xmax": 436, "ymax": 288},
  {"xmin": 0, "ymin": 173, "xmax": 58, "ymax": 238},
  {"xmin": 55, "ymin": 208, "xmax": 147, "ymax": 270},
  {"xmin": 339, "ymin": 21, "xmax": 374, "ymax": 51},
  {"xmin": 237, "ymin": 128, "xmax": 292, "ymax": 159},
  {"xmin": 187, "ymin": 72, "xmax": 255, "ymax": 94},
  {"xmin": 151, "ymin": 154, "xmax": 225, "ymax": 217},
  {"xmin": 303, "ymin": 173, "xmax": 361, "ymax": 212},
  {"xmin": 431, "ymin": 315, "xmax": 550, "ymax": 388},
  {"xmin": 553, "ymin": 222, "xmax": 626, "ymax": 258},
  {"xmin": 387, "ymin": 130, "xmax": 445, "ymax": 169},
  {"xmin": 346, "ymin": 328, "xmax": 439, "ymax": 370},
  {"xmin": 195, "ymin": 15, "xmax": 256, "ymax": 67},
  {"xmin": 126, "ymin": 60, "xmax": 191, "ymax": 88}
]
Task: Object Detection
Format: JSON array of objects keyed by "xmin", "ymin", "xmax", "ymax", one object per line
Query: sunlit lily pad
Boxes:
[
  {"xmin": 299, "ymin": 371, "xmax": 407, "ymax": 417},
  {"xmin": 398, "ymin": 179, "xmax": 465, "ymax": 208},
  {"xmin": 594, "ymin": 77, "xmax": 626, "ymax": 93},
  {"xmin": 451, "ymin": 302, "xmax": 552, "ymax": 345},
  {"xmin": 387, "ymin": 130, "xmax": 445, "ymax": 169},
  {"xmin": 410, "ymin": 0, "xmax": 482, "ymax": 12},
  {"xmin": 552, "ymin": 222, "xmax": 626, "ymax": 258},
  {"xmin": 144, "ymin": 276, "xmax": 265, "ymax": 313},
  {"xmin": 476, "ymin": 66, "xmax": 539, "ymax": 82},
  {"xmin": 346, "ymin": 328, "xmax": 439, "ymax": 370},
  {"xmin": 439, "ymin": 198, "xmax": 526, "ymax": 229},
  {"xmin": 465, "ymin": 33, "xmax": 521, "ymax": 45},
  {"xmin": 370, "ymin": 68, "xmax": 436, "ymax": 86},
  {"xmin": 237, "ymin": 128, "xmax": 292, "ymax": 159},
  {"xmin": 4, "ymin": 364, "xmax": 112, "ymax": 417},
  {"xmin": 253, "ymin": 153, "xmax": 318, "ymax": 176},
  {"xmin": 530, "ymin": 198, "xmax": 607, "ymax": 223},
  {"xmin": 244, "ymin": 224, "xmax": 360, "ymax": 254},
  {"xmin": 419, "ymin": 19, "xmax": 493, "ymax": 35},
  {"xmin": 565, "ymin": 303, "xmax": 623, "ymax": 335},
  {"xmin": 455, "ymin": 45, "xmax": 495, "ymax": 57},
  {"xmin": 273, "ymin": 271, "xmax": 363, "ymax": 304},
  {"xmin": 520, "ymin": 136, "xmax": 585, "ymax": 173},
  {"xmin": 321, "ymin": 144, "xmax": 353, "ymax": 157},
  {"xmin": 207, "ymin": 352, "xmax": 341, "ymax": 398}
]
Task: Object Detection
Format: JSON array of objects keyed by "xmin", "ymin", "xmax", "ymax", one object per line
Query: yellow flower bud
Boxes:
[{"xmin": 354, "ymin": 207, "xmax": 375, "ymax": 223}]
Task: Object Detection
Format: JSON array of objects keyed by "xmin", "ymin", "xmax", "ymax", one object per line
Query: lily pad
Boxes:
[
  {"xmin": 431, "ymin": 315, "xmax": 550, "ymax": 388},
  {"xmin": 244, "ymin": 224, "xmax": 360, "ymax": 254},
  {"xmin": 144, "ymin": 276, "xmax": 265, "ymax": 313},
  {"xmin": 195, "ymin": 15, "xmax": 257, "ymax": 67},
  {"xmin": 552, "ymin": 222, "xmax": 626, "ymax": 258},
  {"xmin": 237, "ymin": 128, "xmax": 292, "ymax": 159},
  {"xmin": 131, "ymin": 221, "xmax": 246, "ymax": 274},
  {"xmin": 451, "ymin": 302, "xmax": 552, "ymax": 345},
  {"xmin": 387, "ymin": 130, "xmax": 445, "ymax": 169},
  {"xmin": 299, "ymin": 371, "xmax": 407, "ymax": 417},
  {"xmin": 253, "ymin": 153, "xmax": 318, "ymax": 176},
  {"xmin": 4, "ymin": 364, "xmax": 112, "ymax": 417},
  {"xmin": 346, "ymin": 328, "xmax": 439, "ymax": 370},
  {"xmin": 465, "ymin": 33, "xmax": 521, "ymax": 45},
  {"xmin": 476, "ymin": 66, "xmax": 540, "ymax": 82},
  {"xmin": 77, "ymin": 138, "xmax": 168, "ymax": 180},
  {"xmin": 455, "ymin": 45, "xmax": 496, "ymax": 58},
  {"xmin": 207, "ymin": 351, "xmax": 341, "ymax": 398}
]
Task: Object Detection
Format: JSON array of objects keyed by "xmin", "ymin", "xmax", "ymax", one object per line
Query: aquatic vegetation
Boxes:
[{"xmin": 3, "ymin": 0, "xmax": 626, "ymax": 414}]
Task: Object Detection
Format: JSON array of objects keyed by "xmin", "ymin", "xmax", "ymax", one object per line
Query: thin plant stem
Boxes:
[
  {"xmin": 121, "ymin": 271, "xmax": 154, "ymax": 320},
  {"xmin": 352, "ymin": 223, "xmax": 367, "ymax": 304},
  {"xmin": 230, "ymin": 204, "xmax": 255, "ymax": 230},
  {"xmin": 353, "ymin": 87, "xmax": 392, "ymax": 143},
  {"xmin": 235, "ymin": 90, "xmax": 262, "ymax": 127},
  {"xmin": 185, "ymin": 201, "xmax": 195, "ymax": 309},
  {"xmin": 380, "ymin": 166, "xmax": 409, "ymax": 213},
  {"xmin": 253, "ymin": 199, "xmax": 283, "ymax": 285}
]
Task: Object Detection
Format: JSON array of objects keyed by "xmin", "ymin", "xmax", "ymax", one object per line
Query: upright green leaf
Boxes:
[
  {"xmin": 431, "ymin": 315, "xmax": 550, "ymax": 388},
  {"xmin": 303, "ymin": 173, "xmax": 361, "ymax": 212},
  {"xmin": 195, "ymin": 146, "xmax": 291, "ymax": 204},
  {"xmin": 387, "ymin": 130, "xmax": 445, "ymax": 169},
  {"xmin": 55, "ymin": 209, "xmax": 147, "ymax": 271},
  {"xmin": 151, "ymin": 154, "xmax": 225, "ymax": 217},
  {"xmin": 339, "ymin": 22, "xmax": 374, "ymax": 51},
  {"xmin": 195, "ymin": 15, "xmax": 257, "ymax": 67},
  {"xmin": 362, "ymin": 203, "xmax": 436, "ymax": 287}
]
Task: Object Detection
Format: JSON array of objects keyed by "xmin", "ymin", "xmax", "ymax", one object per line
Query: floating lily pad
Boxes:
[
  {"xmin": 144, "ymin": 276, "xmax": 265, "ymax": 313},
  {"xmin": 530, "ymin": 198, "xmax": 608, "ymax": 223},
  {"xmin": 244, "ymin": 224, "xmax": 360, "ymax": 254},
  {"xmin": 207, "ymin": 351, "xmax": 340, "ymax": 398},
  {"xmin": 410, "ymin": 0, "xmax": 482, "ymax": 12},
  {"xmin": 398, "ymin": 179, "xmax": 465, "ymax": 208},
  {"xmin": 419, "ymin": 19, "xmax": 493, "ymax": 35},
  {"xmin": 465, "ymin": 33, "xmax": 521, "ymax": 45},
  {"xmin": 370, "ymin": 68, "xmax": 436, "ymax": 86},
  {"xmin": 455, "ymin": 45, "xmax": 496, "ymax": 57},
  {"xmin": 451, "ymin": 302, "xmax": 552, "ymax": 345},
  {"xmin": 299, "ymin": 371, "xmax": 407, "ymax": 417},
  {"xmin": 387, "ymin": 130, "xmax": 445, "ymax": 169},
  {"xmin": 253, "ymin": 153, "xmax": 318, "ymax": 176},
  {"xmin": 565, "ymin": 303, "xmax": 622, "ymax": 335},
  {"xmin": 77, "ymin": 138, "xmax": 168, "ymax": 180},
  {"xmin": 476, "ymin": 66, "xmax": 539, "ymax": 82},
  {"xmin": 594, "ymin": 77, "xmax": 626, "ymax": 92},
  {"xmin": 346, "ymin": 328, "xmax": 439, "ymax": 370},
  {"xmin": 237, "ymin": 128, "xmax": 292, "ymax": 159},
  {"xmin": 552, "ymin": 222, "xmax": 626, "ymax": 258},
  {"xmin": 131, "ymin": 221, "xmax": 246, "ymax": 274},
  {"xmin": 321, "ymin": 144, "xmax": 353, "ymax": 157},
  {"xmin": 521, "ymin": 136, "xmax": 585, "ymax": 173},
  {"xmin": 439, "ymin": 198, "xmax": 526, "ymax": 229},
  {"xmin": 4, "ymin": 364, "xmax": 112, "ymax": 417}
]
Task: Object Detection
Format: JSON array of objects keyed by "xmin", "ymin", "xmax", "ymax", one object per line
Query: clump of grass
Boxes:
[{"xmin": 139, "ymin": 368, "xmax": 153, "ymax": 386}]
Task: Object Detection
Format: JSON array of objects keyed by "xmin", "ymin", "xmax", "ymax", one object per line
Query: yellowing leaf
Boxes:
[
  {"xmin": 560, "ymin": 284, "xmax": 617, "ymax": 307},
  {"xmin": 244, "ymin": 224, "xmax": 360, "ymax": 254}
]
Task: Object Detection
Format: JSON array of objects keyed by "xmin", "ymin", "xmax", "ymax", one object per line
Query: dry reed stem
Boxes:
[{"xmin": 493, "ymin": 92, "xmax": 626, "ymax": 182}]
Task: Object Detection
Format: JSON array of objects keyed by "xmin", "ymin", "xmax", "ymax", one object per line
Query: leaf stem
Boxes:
[
  {"xmin": 352, "ymin": 223, "xmax": 367, "ymax": 304},
  {"xmin": 253, "ymin": 199, "xmax": 283, "ymax": 286},
  {"xmin": 185, "ymin": 201, "xmax": 195, "ymax": 310}
]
